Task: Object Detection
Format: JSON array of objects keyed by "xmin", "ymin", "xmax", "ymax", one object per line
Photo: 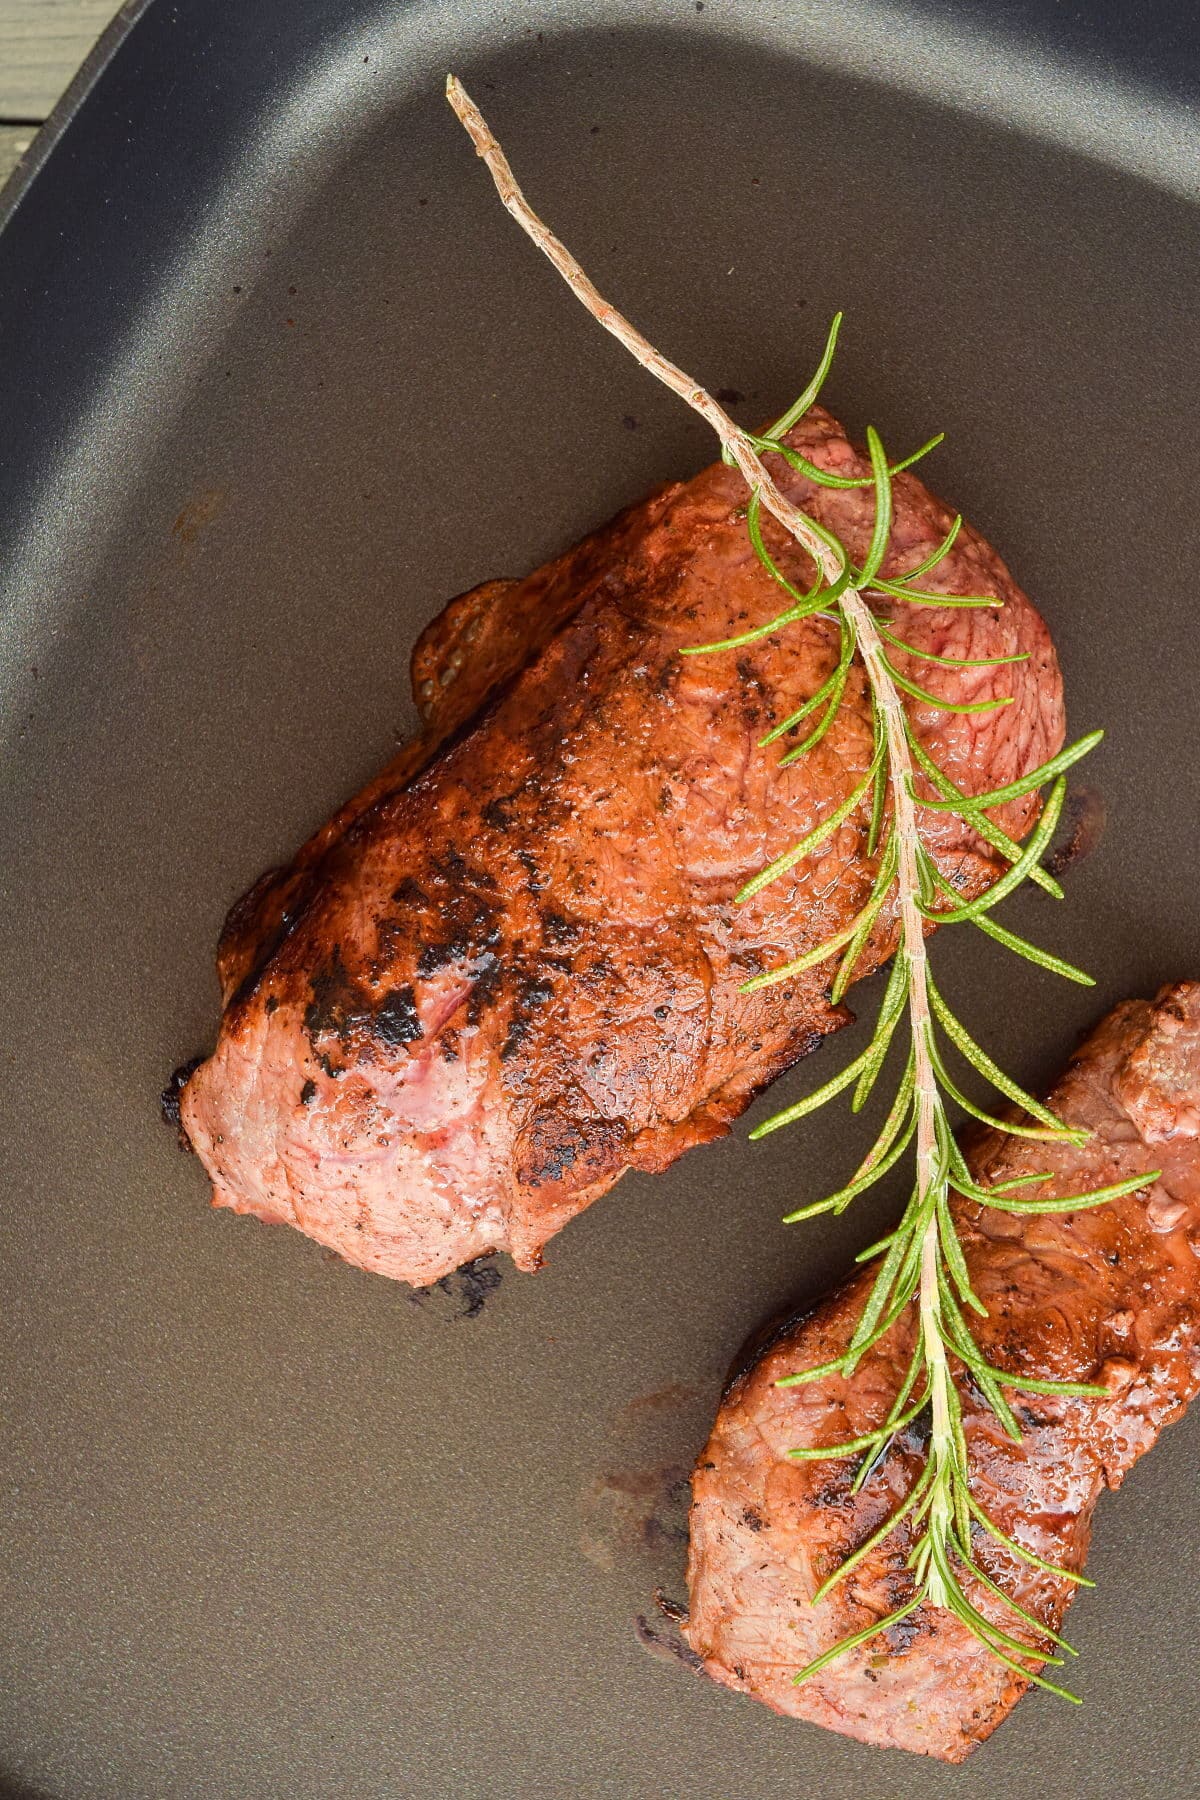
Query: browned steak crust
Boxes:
[
  {"xmin": 180, "ymin": 408, "xmax": 1064, "ymax": 1285},
  {"xmin": 685, "ymin": 984, "xmax": 1200, "ymax": 1760}
]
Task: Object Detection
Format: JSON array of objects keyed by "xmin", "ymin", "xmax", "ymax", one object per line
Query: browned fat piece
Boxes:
[
  {"xmin": 686, "ymin": 983, "xmax": 1200, "ymax": 1761},
  {"xmin": 180, "ymin": 408, "xmax": 1063, "ymax": 1286}
]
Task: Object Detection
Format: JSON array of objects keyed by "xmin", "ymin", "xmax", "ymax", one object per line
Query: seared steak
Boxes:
[
  {"xmin": 685, "ymin": 983, "xmax": 1200, "ymax": 1760},
  {"xmin": 180, "ymin": 407, "xmax": 1063, "ymax": 1285}
]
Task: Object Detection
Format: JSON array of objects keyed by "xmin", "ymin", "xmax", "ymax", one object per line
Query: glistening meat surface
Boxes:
[
  {"xmin": 685, "ymin": 983, "xmax": 1200, "ymax": 1760},
  {"xmin": 180, "ymin": 407, "xmax": 1063, "ymax": 1285}
]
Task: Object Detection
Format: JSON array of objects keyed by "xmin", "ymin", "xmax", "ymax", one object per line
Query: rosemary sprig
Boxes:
[{"xmin": 445, "ymin": 77, "xmax": 1156, "ymax": 1702}]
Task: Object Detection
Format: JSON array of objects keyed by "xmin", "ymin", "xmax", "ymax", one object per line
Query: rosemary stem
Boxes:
[
  {"xmin": 446, "ymin": 75, "xmax": 839, "ymax": 584},
  {"xmin": 847, "ymin": 593, "xmax": 949, "ymax": 1576},
  {"xmin": 445, "ymin": 73, "xmax": 1102, "ymax": 1691},
  {"xmin": 450, "ymin": 57, "xmax": 953, "ymax": 1571}
]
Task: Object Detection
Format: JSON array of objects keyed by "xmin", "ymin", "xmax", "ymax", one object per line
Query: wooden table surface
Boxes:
[{"xmin": 1, "ymin": 0, "xmax": 123, "ymax": 186}]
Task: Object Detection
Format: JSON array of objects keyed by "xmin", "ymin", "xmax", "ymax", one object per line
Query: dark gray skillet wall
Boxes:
[{"xmin": 1, "ymin": 3, "xmax": 1198, "ymax": 1797}]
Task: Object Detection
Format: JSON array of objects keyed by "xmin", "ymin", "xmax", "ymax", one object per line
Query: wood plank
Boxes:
[
  {"xmin": 0, "ymin": 1, "xmax": 121, "ymax": 120},
  {"xmin": 0, "ymin": 122, "xmax": 37, "ymax": 185}
]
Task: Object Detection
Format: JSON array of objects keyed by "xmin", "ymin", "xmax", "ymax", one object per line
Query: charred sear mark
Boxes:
[
  {"xmin": 655, "ymin": 1588, "xmax": 689, "ymax": 1624},
  {"xmin": 304, "ymin": 948, "xmax": 423, "ymax": 1054},
  {"xmin": 883, "ymin": 1607, "xmax": 927, "ymax": 1654},
  {"xmin": 391, "ymin": 876, "xmax": 427, "ymax": 906},
  {"xmin": 415, "ymin": 889, "xmax": 501, "ymax": 976},
  {"xmin": 516, "ymin": 848, "xmax": 548, "ymax": 892},
  {"xmin": 540, "ymin": 908, "xmax": 580, "ymax": 946},
  {"xmin": 160, "ymin": 1056, "xmax": 205, "ymax": 1149},
  {"xmin": 466, "ymin": 953, "xmax": 502, "ymax": 1025},
  {"xmin": 435, "ymin": 846, "xmax": 498, "ymax": 891},
  {"xmin": 410, "ymin": 1252, "xmax": 504, "ymax": 1319},
  {"xmin": 516, "ymin": 1108, "xmax": 627, "ymax": 1189},
  {"xmin": 500, "ymin": 1016, "xmax": 532, "ymax": 1062},
  {"xmin": 299, "ymin": 1079, "xmax": 317, "ymax": 1107},
  {"xmin": 634, "ymin": 1613, "xmax": 705, "ymax": 1673},
  {"xmin": 501, "ymin": 971, "xmax": 556, "ymax": 1062},
  {"xmin": 304, "ymin": 948, "xmax": 362, "ymax": 1042},
  {"xmin": 741, "ymin": 1505, "xmax": 765, "ymax": 1533},
  {"xmin": 374, "ymin": 985, "xmax": 423, "ymax": 1047},
  {"xmin": 224, "ymin": 904, "xmax": 301, "ymax": 1016},
  {"xmin": 481, "ymin": 789, "xmax": 527, "ymax": 833}
]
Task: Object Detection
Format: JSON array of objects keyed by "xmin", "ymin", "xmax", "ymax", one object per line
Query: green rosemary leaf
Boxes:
[
  {"xmin": 777, "ymin": 662, "xmax": 855, "ymax": 763},
  {"xmin": 919, "ymin": 728, "xmax": 1104, "ymax": 815},
  {"xmin": 969, "ymin": 1498, "xmax": 1095, "ymax": 1587},
  {"xmin": 791, "ymin": 1593, "xmax": 926, "ymax": 1686},
  {"xmin": 947, "ymin": 1385, "xmax": 972, "ymax": 1491},
  {"xmin": 753, "ymin": 438, "xmax": 945, "ymax": 491},
  {"xmin": 966, "ymin": 1555, "xmax": 1081, "ymax": 1656},
  {"xmin": 774, "ymin": 1353, "xmax": 854, "ymax": 1389},
  {"xmin": 786, "ymin": 1118, "xmax": 916, "ymax": 1227},
  {"xmin": 741, "ymin": 858, "xmax": 885, "ymax": 993},
  {"xmin": 854, "ymin": 1228, "xmax": 899, "ymax": 1262},
  {"xmin": 881, "ymin": 1333, "xmax": 928, "ymax": 1432},
  {"xmin": 905, "ymin": 728, "xmax": 1064, "ymax": 900},
  {"xmin": 881, "ymin": 652, "xmax": 1014, "ymax": 716},
  {"xmin": 812, "ymin": 1462, "xmax": 936, "ymax": 1603},
  {"xmin": 887, "ymin": 432, "xmax": 945, "ymax": 475},
  {"xmin": 964, "ymin": 1548, "xmax": 1086, "ymax": 1656},
  {"xmin": 934, "ymin": 1547, "xmax": 1077, "ymax": 1691},
  {"xmin": 786, "ymin": 1433, "xmax": 889, "ymax": 1462},
  {"xmin": 926, "ymin": 1026, "xmax": 1074, "ymax": 1143},
  {"xmin": 867, "ymin": 575, "xmax": 998, "ymax": 608},
  {"xmin": 935, "ymin": 1182, "xmax": 987, "ymax": 1317},
  {"xmin": 850, "ymin": 942, "xmax": 909, "ymax": 1107},
  {"xmin": 967, "ymin": 1361, "xmax": 1024, "ymax": 1442},
  {"xmin": 736, "ymin": 739, "xmax": 884, "ymax": 904},
  {"xmin": 760, "ymin": 616, "xmax": 856, "ymax": 746},
  {"xmin": 682, "ymin": 498, "xmax": 847, "ymax": 655},
  {"xmin": 866, "ymin": 754, "xmax": 889, "ymax": 856},
  {"xmin": 968, "ymin": 1170, "xmax": 1157, "ymax": 1214},
  {"xmin": 801, "ymin": 509, "xmax": 851, "ymax": 579},
  {"xmin": 745, "ymin": 486, "xmax": 820, "ymax": 609},
  {"xmin": 858, "ymin": 426, "xmax": 894, "ymax": 587},
  {"xmin": 931, "ymin": 1537, "xmax": 1065, "ymax": 1668},
  {"xmin": 835, "ymin": 840, "xmax": 897, "ymax": 1004},
  {"xmin": 989, "ymin": 1368, "xmax": 1110, "ymax": 1399},
  {"xmin": 749, "ymin": 1044, "xmax": 874, "ymax": 1138},
  {"xmin": 934, "ymin": 1272, "xmax": 1021, "ymax": 1437},
  {"xmin": 679, "ymin": 608, "xmax": 805, "ymax": 655},
  {"xmin": 925, "ymin": 985, "xmax": 1083, "ymax": 1138},
  {"xmin": 968, "ymin": 910, "xmax": 1095, "ymax": 986},
  {"xmin": 921, "ymin": 777, "xmax": 1067, "ymax": 924},
  {"xmin": 850, "ymin": 1343, "xmax": 930, "ymax": 1492},
  {"xmin": 889, "ymin": 514, "xmax": 962, "ymax": 582},
  {"xmin": 787, "ymin": 1072, "xmax": 917, "ymax": 1225},
  {"xmin": 847, "ymin": 1219, "xmax": 920, "ymax": 1359},
  {"xmin": 836, "ymin": 1054, "xmax": 917, "ymax": 1203},
  {"xmin": 740, "ymin": 926, "xmax": 862, "ymax": 994},
  {"xmin": 831, "ymin": 840, "xmax": 898, "ymax": 1008},
  {"xmin": 788, "ymin": 1388, "xmax": 930, "ymax": 1463},
  {"xmin": 876, "ymin": 619, "xmax": 1030, "ymax": 670},
  {"xmin": 765, "ymin": 312, "xmax": 843, "ymax": 438},
  {"xmin": 960, "ymin": 1638, "xmax": 1082, "ymax": 1705},
  {"xmin": 760, "ymin": 443, "xmax": 884, "ymax": 490},
  {"xmin": 987, "ymin": 1171, "xmax": 1053, "ymax": 1193}
]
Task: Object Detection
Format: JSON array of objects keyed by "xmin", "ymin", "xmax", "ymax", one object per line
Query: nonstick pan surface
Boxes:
[{"xmin": 1, "ymin": 3, "xmax": 1198, "ymax": 1796}]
